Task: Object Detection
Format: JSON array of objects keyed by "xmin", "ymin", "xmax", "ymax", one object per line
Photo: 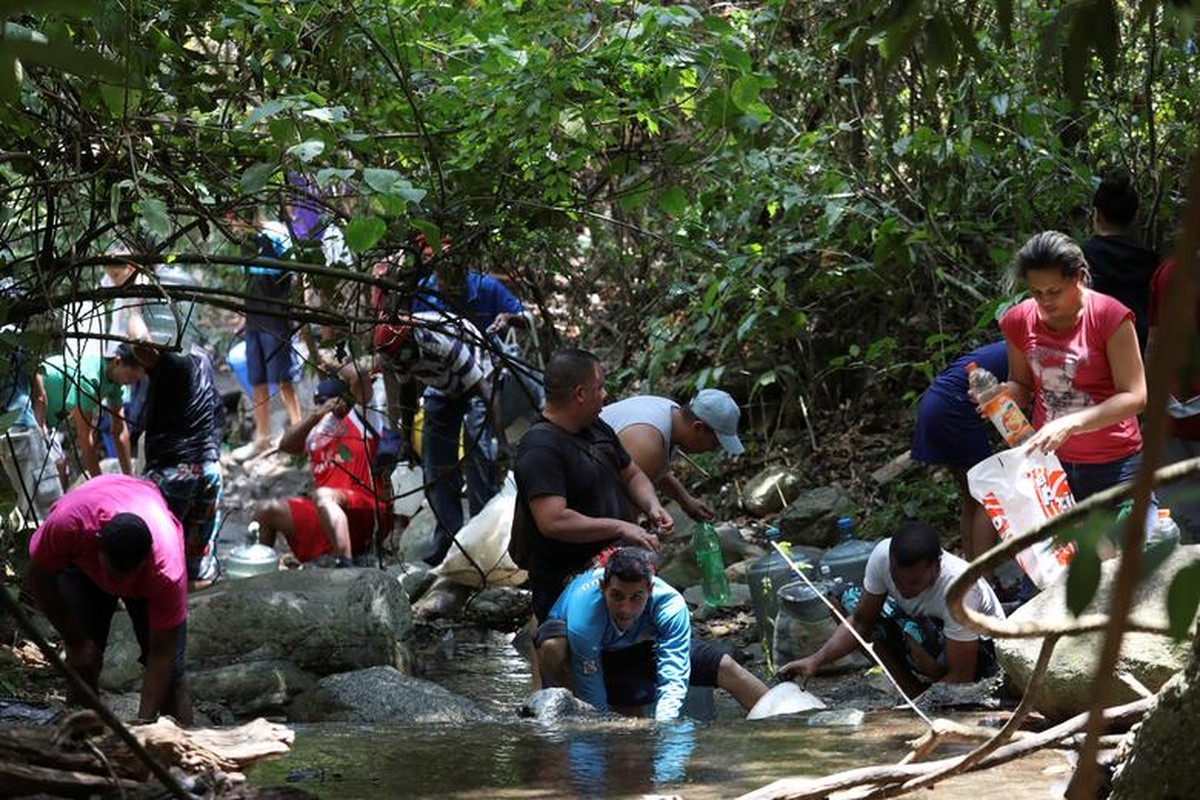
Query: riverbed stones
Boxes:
[
  {"xmin": 463, "ymin": 586, "xmax": 531, "ymax": 627},
  {"xmin": 776, "ymin": 485, "xmax": 854, "ymax": 547},
  {"xmin": 519, "ymin": 688, "xmax": 597, "ymax": 721},
  {"xmin": 741, "ymin": 466, "xmax": 803, "ymax": 516},
  {"xmin": 187, "ymin": 660, "xmax": 317, "ymax": 717},
  {"xmin": 1109, "ymin": 640, "xmax": 1200, "ymax": 800},
  {"xmin": 100, "ymin": 568, "xmax": 413, "ymax": 693},
  {"xmin": 996, "ymin": 545, "xmax": 1199, "ymax": 721},
  {"xmin": 289, "ymin": 665, "xmax": 490, "ymax": 723}
]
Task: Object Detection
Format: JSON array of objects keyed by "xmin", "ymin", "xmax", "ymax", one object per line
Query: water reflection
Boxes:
[{"xmin": 247, "ymin": 629, "xmax": 963, "ymax": 798}]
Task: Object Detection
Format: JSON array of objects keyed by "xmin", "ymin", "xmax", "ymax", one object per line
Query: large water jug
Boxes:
[
  {"xmin": 747, "ymin": 527, "xmax": 816, "ymax": 669},
  {"xmin": 818, "ymin": 516, "xmax": 876, "ymax": 587},
  {"xmin": 773, "ymin": 579, "xmax": 868, "ymax": 672}
]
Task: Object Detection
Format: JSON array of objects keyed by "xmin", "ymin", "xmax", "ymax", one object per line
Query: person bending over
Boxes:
[{"xmin": 536, "ymin": 547, "xmax": 767, "ymax": 720}]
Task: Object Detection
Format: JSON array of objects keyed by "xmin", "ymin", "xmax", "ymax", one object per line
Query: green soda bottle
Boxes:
[{"xmin": 693, "ymin": 521, "xmax": 731, "ymax": 606}]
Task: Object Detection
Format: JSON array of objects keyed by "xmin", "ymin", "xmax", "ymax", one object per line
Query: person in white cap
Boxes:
[{"xmin": 599, "ymin": 388, "xmax": 745, "ymax": 521}]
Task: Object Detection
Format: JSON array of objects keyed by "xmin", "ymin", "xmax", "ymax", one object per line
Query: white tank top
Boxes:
[{"xmin": 599, "ymin": 395, "xmax": 678, "ymax": 480}]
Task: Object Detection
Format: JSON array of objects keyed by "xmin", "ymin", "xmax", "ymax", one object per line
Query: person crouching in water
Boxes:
[
  {"xmin": 536, "ymin": 546, "xmax": 766, "ymax": 719},
  {"xmin": 778, "ymin": 520, "xmax": 1005, "ymax": 697}
]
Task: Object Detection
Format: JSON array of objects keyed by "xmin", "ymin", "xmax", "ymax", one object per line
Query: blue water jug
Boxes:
[{"xmin": 818, "ymin": 516, "xmax": 876, "ymax": 588}]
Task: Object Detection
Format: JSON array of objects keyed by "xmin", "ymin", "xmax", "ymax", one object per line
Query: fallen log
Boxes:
[
  {"xmin": 0, "ymin": 759, "xmax": 144, "ymax": 797},
  {"xmin": 736, "ymin": 697, "xmax": 1151, "ymax": 800}
]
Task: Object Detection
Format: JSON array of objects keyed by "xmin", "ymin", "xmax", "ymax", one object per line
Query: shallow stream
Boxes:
[{"xmin": 247, "ymin": 629, "xmax": 1068, "ymax": 799}]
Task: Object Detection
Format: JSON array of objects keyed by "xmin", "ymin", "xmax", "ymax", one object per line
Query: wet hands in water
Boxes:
[{"xmin": 775, "ymin": 656, "xmax": 819, "ymax": 684}]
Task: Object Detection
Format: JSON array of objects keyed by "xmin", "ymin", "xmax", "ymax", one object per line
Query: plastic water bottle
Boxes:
[
  {"xmin": 693, "ymin": 521, "xmax": 731, "ymax": 606},
  {"xmin": 1146, "ymin": 508, "xmax": 1181, "ymax": 548},
  {"xmin": 966, "ymin": 361, "xmax": 1035, "ymax": 447},
  {"xmin": 246, "ymin": 520, "xmax": 261, "ymax": 545}
]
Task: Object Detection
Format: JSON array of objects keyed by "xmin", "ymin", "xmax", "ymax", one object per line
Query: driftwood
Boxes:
[
  {"xmin": 735, "ymin": 697, "xmax": 1151, "ymax": 800},
  {"xmin": 0, "ymin": 713, "xmax": 295, "ymax": 798}
]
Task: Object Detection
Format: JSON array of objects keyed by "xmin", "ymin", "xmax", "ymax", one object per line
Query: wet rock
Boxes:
[
  {"xmin": 913, "ymin": 678, "xmax": 1000, "ymax": 713},
  {"xmin": 411, "ymin": 576, "xmax": 473, "ymax": 620},
  {"xmin": 188, "ymin": 660, "xmax": 317, "ymax": 717},
  {"xmin": 519, "ymin": 687, "xmax": 597, "ymax": 721},
  {"xmin": 717, "ymin": 524, "xmax": 762, "ymax": 561},
  {"xmin": 658, "ymin": 550, "xmax": 702, "ymax": 591},
  {"xmin": 290, "ymin": 665, "xmax": 490, "ymax": 723},
  {"xmin": 463, "ymin": 587, "xmax": 530, "ymax": 628},
  {"xmin": 741, "ymin": 467, "xmax": 804, "ymax": 517},
  {"xmin": 776, "ymin": 485, "xmax": 855, "ymax": 548},
  {"xmin": 398, "ymin": 505, "xmax": 439, "ymax": 564},
  {"xmin": 682, "ymin": 583, "xmax": 751, "ymax": 611},
  {"xmin": 1109, "ymin": 648, "xmax": 1200, "ymax": 800},
  {"xmin": 997, "ymin": 545, "xmax": 1199, "ymax": 721},
  {"xmin": 807, "ymin": 708, "xmax": 865, "ymax": 728},
  {"xmin": 387, "ymin": 562, "xmax": 436, "ymax": 603},
  {"xmin": 101, "ymin": 568, "xmax": 412, "ymax": 690}
]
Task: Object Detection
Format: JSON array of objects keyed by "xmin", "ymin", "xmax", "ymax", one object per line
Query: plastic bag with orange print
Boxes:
[{"xmin": 967, "ymin": 447, "xmax": 1078, "ymax": 590}]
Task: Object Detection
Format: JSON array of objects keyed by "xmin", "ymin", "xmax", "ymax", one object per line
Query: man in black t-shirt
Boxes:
[
  {"xmin": 108, "ymin": 343, "xmax": 224, "ymax": 590},
  {"xmin": 513, "ymin": 348, "xmax": 672, "ymax": 623}
]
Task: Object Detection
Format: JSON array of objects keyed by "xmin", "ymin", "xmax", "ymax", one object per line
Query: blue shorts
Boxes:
[
  {"xmin": 244, "ymin": 328, "xmax": 300, "ymax": 386},
  {"xmin": 911, "ymin": 388, "xmax": 994, "ymax": 469}
]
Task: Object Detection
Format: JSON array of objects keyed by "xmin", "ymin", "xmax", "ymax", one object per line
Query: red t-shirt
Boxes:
[
  {"xmin": 29, "ymin": 474, "xmax": 187, "ymax": 630},
  {"xmin": 306, "ymin": 409, "xmax": 385, "ymax": 501},
  {"xmin": 1000, "ymin": 291, "xmax": 1142, "ymax": 464},
  {"xmin": 1149, "ymin": 258, "xmax": 1200, "ymax": 440}
]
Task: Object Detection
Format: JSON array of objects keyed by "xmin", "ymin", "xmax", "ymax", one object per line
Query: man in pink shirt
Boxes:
[{"xmin": 26, "ymin": 474, "xmax": 192, "ymax": 724}]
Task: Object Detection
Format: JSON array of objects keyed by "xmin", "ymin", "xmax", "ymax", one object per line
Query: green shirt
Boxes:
[{"xmin": 41, "ymin": 355, "xmax": 124, "ymax": 421}]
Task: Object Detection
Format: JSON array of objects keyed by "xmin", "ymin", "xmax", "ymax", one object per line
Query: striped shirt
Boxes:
[{"xmin": 395, "ymin": 310, "xmax": 495, "ymax": 398}]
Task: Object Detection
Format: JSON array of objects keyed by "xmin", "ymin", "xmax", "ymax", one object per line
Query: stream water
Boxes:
[{"xmin": 246, "ymin": 628, "xmax": 1068, "ymax": 799}]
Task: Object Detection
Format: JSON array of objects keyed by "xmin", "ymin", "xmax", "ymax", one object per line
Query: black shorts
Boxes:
[
  {"xmin": 535, "ymin": 619, "xmax": 724, "ymax": 708},
  {"xmin": 57, "ymin": 568, "xmax": 187, "ymax": 682}
]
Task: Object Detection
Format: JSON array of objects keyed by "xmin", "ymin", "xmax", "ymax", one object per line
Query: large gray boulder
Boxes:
[
  {"xmin": 741, "ymin": 467, "xmax": 804, "ymax": 517},
  {"xmin": 100, "ymin": 568, "xmax": 413, "ymax": 691},
  {"xmin": 1110, "ymin": 639, "xmax": 1200, "ymax": 800},
  {"xmin": 777, "ymin": 485, "xmax": 854, "ymax": 547},
  {"xmin": 186, "ymin": 568, "xmax": 412, "ymax": 674},
  {"xmin": 187, "ymin": 660, "xmax": 317, "ymax": 717},
  {"xmin": 289, "ymin": 665, "xmax": 490, "ymax": 723},
  {"xmin": 996, "ymin": 545, "xmax": 1200, "ymax": 721}
]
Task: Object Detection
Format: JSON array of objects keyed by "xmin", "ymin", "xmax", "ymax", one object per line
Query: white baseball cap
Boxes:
[{"xmin": 689, "ymin": 389, "xmax": 744, "ymax": 456}]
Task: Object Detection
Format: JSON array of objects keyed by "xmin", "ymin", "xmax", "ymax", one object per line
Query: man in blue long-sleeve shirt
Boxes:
[{"xmin": 535, "ymin": 547, "xmax": 766, "ymax": 720}]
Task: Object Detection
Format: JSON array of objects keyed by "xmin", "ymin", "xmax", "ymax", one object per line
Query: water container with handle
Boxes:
[
  {"xmin": 818, "ymin": 516, "xmax": 876, "ymax": 588},
  {"xmin": 748, "ymin": 527, "xmax": 815, "ymax": 672}
]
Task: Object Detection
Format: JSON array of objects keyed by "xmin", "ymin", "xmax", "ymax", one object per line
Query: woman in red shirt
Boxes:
[{"xmin": 996, "ymin": 231, "xmax": 1147, "ymax": 500}]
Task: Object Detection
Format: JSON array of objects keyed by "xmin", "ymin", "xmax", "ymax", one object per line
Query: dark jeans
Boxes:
[
  {"xmin": 1061, "ymin": 451, "xmax": 1145, "ymax": 503},
  {"xmin": 57, "ymin": 568, "xmax": 187, "ymax": 683},
  {"xmin": 421, "ymin": 390, "xmax": 500, "ymax": 565}
]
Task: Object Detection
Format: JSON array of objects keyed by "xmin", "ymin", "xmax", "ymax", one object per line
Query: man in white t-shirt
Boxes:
[{"xmin": 778, "ymin": 520, "xmax": 1004, "ymax": 694}]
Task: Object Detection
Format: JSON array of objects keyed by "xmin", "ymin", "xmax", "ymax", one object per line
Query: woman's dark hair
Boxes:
[
  {"xmin": 891, "ymin": 520, "xmax": 942, "ymax": 568},
  {"xmin": 1013, "ymin": 231, "xmax": 1091, "ymax": 285},
  {"xmin": 544, "ymin": 348, "xmax": 601, "ymax": 403},
  {"xmin": 602, "ymin": 546, "xmax": 657, "ymax": 585},
  {"xmin": 1093, "ymin": 168, "xmax": 1139, "ymax": 227}
]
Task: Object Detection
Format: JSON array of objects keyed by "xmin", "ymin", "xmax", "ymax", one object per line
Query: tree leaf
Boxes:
[
  {"xmin": 1167, "ymin": 562, "xmax": 1200, "ymax": 640},
  {"xmin": 363, "ymin": 168, "xmax": 400, "ymax": 194},
  {"xmin": 286, "ymin": 140, "xmax": 325, "ymax": 163},
  {"xmin": 1065, "ymin": 544, "xmax": 1101, "ymax": 617},
  {"xmin": 316, "ymin": 167, "xmax": 355, "ymax": 187},
  {"xmin": 344, "ymin": 216, "xmax": 387, "ymax": 252},
  {"xmin": 730, "ymin": 75, "xmax": 760, "ymax": 111},
  {"xmin": 240, "ymin": 162, "xmax": 276, "ymax": 194},
  {"xmin": 657, "ymin": 186, "xmax": 688, "ymax": 217},
  {"xmin": 135, "ymin": 196, "xmax": 170, "ymax": 240},
  {"xmin": 243, "ymin": 99, "xmax": 288, "ymax": 128}
]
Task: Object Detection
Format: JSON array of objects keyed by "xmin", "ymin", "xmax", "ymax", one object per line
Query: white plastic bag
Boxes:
[
  {"xmin": 967, "ymin": 446, "xmax": 1078, "ymax": 589},
  {"xmin": 433, "ymin": 474, "xmax": 527, "ymax": 588},
  {"xmin": 390, "ymin": 463, "xmax": 425, "ymax": 518}
]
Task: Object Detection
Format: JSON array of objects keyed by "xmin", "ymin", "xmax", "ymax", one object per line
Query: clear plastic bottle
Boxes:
[
  {"xmin": 966, "ymin": 361, "xmax": 1035, "ymax": 447},
  {"xmin": 1145, "ymin": 508, "xmax": 1181, "ymax": 549},
  {"xmin": 692, "ymin": 521, "xmax": 731, "ymax": 606}
]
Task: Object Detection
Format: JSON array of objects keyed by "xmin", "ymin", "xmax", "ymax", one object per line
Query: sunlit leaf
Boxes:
[
  {"xmin": 344, "ymin": 216, "xmax": 387, "ymax": 252},
  {"xmin": 657, "ymin": 186, "xmax": 688, "ymax": 217},
  {"xmin": 363, "ymin": 168, "xmax": 400, "ymax": 194},
  {"xmin": 1065, "ymin": 544, "xmax": 1101, "ymax": 617},
  {"xmin": 240, "ymin": 162, "xmax": 276, "ymax": 194},
  {"xmin": 1167, "ymin": 562, "xmax": 1200, "ymax": 639},
  {"xmin": 286, "ymin": 140, "xmax": 325, "ymax": 163}
]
